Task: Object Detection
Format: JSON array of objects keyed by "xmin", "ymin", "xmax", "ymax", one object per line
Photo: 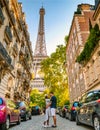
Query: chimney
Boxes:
[{"xmin": 78, "ymin": 4, "xmax": 92, "ymax": 11}]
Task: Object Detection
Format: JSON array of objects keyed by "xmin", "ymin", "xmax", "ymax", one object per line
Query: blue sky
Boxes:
[{"xmin": 18, "ymin": 0, "xmax": 94, "ymax": 55}]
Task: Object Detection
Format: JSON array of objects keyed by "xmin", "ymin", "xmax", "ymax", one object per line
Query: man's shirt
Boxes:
[{"xmin": 50, "ymin": 96, "xmax": 57, "ymax": 108}]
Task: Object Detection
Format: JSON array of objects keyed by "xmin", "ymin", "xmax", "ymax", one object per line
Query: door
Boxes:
[
  {"xmin": 11, "ymin": 101, "xmax": 19, "ymax": 121},
  {"xmin": 84, "ymin": 92, "xmax": 94, "ymax": 125},
  {"xmin": 78, "ymin": 94, "xmax": 87, "ymax": 123},
  {"xmin": 7, "ymin": 100, "xmax": 15, "ymax": 122},
  {"xmin": 7, "ymin": 100, "xmax": 18, "ymax": 122}
]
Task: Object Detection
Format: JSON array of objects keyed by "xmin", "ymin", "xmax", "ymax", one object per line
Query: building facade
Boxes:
[
  {"xmin": 83, "ymin": 1, "xmax": 100, "ymax": 91},
  {"xmin": 66, "ymin": 4, "xmax": 95, "ymax": 102},
  {"xmin": 0, "ymin": 0, "xmax": 33, "ymax": 102}
]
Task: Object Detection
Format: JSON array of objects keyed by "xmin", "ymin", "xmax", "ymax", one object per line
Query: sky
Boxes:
[{"xmin": 18, "ymin": 0, "xmax": 94, "ymax": 56}]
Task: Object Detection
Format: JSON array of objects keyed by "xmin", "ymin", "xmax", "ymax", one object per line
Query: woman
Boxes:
[{"xmin": 43, "ymin": 95, "xmax": 51, "ymax": 127}]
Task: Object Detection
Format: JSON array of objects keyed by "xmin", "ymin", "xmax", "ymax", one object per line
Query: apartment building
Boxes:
[
  {"xmin": 0, "ymin": 0, "xmax": 33, "ymax": 102},
  {"xmin": 66, "ymin": 4, "xmax": 95, "ymax": 102},
  {"xmin": 83, "ymin": 1, "xmax": 100, "ymax": 92}
]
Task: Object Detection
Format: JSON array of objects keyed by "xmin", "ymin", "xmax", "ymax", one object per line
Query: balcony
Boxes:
[
  {"xmin": 10, "ymin": 11, "xmax": 16, "ymax": 25},
  {"xmin": 19, "ymin": 47, "xmax": 25, "ymax": 58},
  {"xmin": 17, "ymin": 68, "xmax": 22, "ymax": 76},
  {"xmin": 0, "ymin": 5, "xmax": 5, "ymax": 25},
  {"xmin": 15, "ymin": 28, "xmax": 20, "ymax": 41},
  {"xmin": 23, "ymin": 26, "xmax": 29, "ymax": 40},
  {"xmin": 19, "ymin": 19, "xmax": 23, "ymax": 30},
  {"xmin": 0, "ymin": 0, "xmax": 4, "ymax": 7},
  {"xmin": 12, "ymin": 42, "xmax": 18, "ymax": 54},
  {"xmin": 0, "ymin": 42, "xmax": 13, "ymax": 69},
  {"xmin": 24, "ymin": 57, "xmax": 31, "ymax": 76},
  {"xmin": 5, "ymin": 26, "xmax": 12, "ymax": 42}
]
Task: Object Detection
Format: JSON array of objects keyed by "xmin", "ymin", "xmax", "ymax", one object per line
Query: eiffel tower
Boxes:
[{"xmin": 32, "ymin": 6, "xmax": 48, "ymax": 91}]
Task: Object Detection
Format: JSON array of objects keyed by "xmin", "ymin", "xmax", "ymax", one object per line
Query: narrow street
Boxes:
[{"xmin": 9, "ymin": 115, "xmax": 93, "ymax": 130}]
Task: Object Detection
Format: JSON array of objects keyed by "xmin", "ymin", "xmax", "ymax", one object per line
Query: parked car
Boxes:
[
  {"xmin": 59, "ymin": 105, "xmax": 69, "ymax": 117},
  {"xmin": 76, "ymin": 90, "xmax": 100, "ymax": 130},
  {"xmin": 56, "ymin": 107, "xmax": 61, "ymax": 114},
  {"xmin": 31, "ymin": 106, "xmax": 41, "ymax": 115},
  {"xmin": 65, "ymin": 101, "xmax": 79, "ymax": 121},
  {"xmin": 16, "ymin": 101, "xmax": 32, "ymax": 121},
  {"xmin": 0, "ymin": 98, "xmax": 21, "ymax": 130}
]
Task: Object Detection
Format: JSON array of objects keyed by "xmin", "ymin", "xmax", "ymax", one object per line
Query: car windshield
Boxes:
[
  {"xmin": 0, "ymin": 98, "xmax": 3, "ymax": 105},
  {"xmin": 32, "ymin": 106, "xmax": 39, "ymax": 109},
  {"xmin": 73, "ymin": 102, "xmax": 79, "ymax": 107},
  {"xmin": 65, "ymin": 106, "xmax": 68, "ymax": 109},
  {"xmin": 93, "ymin": 91, "xmax": 100, "ymax": 100},
  {"xmin": 18, "ymin": 102, "xmax": 25, "ymax": 107}
]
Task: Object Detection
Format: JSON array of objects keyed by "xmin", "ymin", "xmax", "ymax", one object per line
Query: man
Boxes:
[{"xmin": 50, "ymin": 92, "xmax": 57, "ymax": 128}]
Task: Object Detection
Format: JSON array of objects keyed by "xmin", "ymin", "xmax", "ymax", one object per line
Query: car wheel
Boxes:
[
  {"xmin": 93, "ymin": 115, "xmax": 100, "ymax": 130},
  {"xmin": 24, "ymin": 114, "xmax": 27, "ymax": 121},
  {"xmin": 65, "ymin": 112, "xmax": 67, "ymax": 119},
  {"xmin": 59, "ymin": 112, "xmax": 61, "ymax": 117},
  {"xmin": 76, "ymin": 115, "xmax": 80, "ymax": 125},
  {"xmin": 1, "ymin": 123, "xmax": 6, "ymax": 130},
  {"xmin": 66, "ymin": 113, "xmax": 68, "ymax": 119},
  {"xmin": 69, "ymin": 113, "xmax": 73, "ymax": 121},
  {"xmin": 17, "ymin": 116, "xmax": 21, "ymax": 125},
  {"xmin": 66, "ymin": 112, "xmax": 69, "ymax": 119},
  {"xmin": 29, "ymin": 115, "xmax": 32, "ymax": 120},
  {"xmin": 62, "ymin": 112, "xmax": 64, "ymax": 118},
  {"xmin": 6, "ymin": 116, "xmax": 10, "ymax": 130}
]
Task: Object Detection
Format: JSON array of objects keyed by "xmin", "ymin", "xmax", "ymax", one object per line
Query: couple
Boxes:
[{"xmin": 43, "ymin": 92, "xmax": 57, "ymax": 128}]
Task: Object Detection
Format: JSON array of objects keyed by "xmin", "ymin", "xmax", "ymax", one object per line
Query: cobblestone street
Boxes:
[{"xmin": 9, "ymin": 115, "xmax": 93, "ymax": 130}]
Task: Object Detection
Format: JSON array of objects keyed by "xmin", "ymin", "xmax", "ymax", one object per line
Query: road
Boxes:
[{"xmin": 9, "ymin": 115, "xmax": 93, "ymax": 130}]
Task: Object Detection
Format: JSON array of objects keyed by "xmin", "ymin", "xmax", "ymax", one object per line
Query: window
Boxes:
[
  {"xmin": 0, "ymin": 98, "xmax": 3, "ymax": 105},
  {"xmin": 3, "ymin": 41, "xmax": 7, "ymax": 49},
  {"xmin": 19, "ymin": 102, "xmax": 25, "ymax": 107},
  {"xmin": 86, "ymin": 92, "xmax": 94, "ymax": 103},
  {"xmin": 7, "ymin": 100, "xmax": 16, "ymax": 108},
  {"xmin": 93, "ymin": 91, "xmax": 100, "ymax": 100},
  {"xmin": 73, "ymin": 102, "xmax": 79, "ymax": 107},
  {"xmin": 80, "ymin": 94, "xmax": 87, "ymax": 103}
]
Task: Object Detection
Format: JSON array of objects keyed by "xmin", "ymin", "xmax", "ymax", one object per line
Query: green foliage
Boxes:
[
  {"xmin": 30, "ymin": 89, "xmax": 49, "ymax": 109},
  {"xmin": 41, "ymin": 45, "xmax": 69, "ymax": 107},
  {"xmin": 74, "ymin": 7, "xmax": 81, "ymax": 14},
  {"xmin": 89, "ymin": 19, "xmax": 92, "ymax": 32},
  {"xmin": 77, "ymin": 24, "xmax": 100, "ymax": 64},
  {"xmin": 64, "ymin": 35, "xmax": 69, "ymax": 44}
]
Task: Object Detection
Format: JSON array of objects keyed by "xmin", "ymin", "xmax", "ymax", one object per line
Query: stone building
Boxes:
[
  {"xmin": 83, "ymin": 1, "xmax": 100, "ymax": 92},
  {"xmin": 66, "ymin": 4, "xmax": 95, "ymax": 102},
  {"xmin": 0, "ymin": 0, "xmax": 33, "ymax": 102}
]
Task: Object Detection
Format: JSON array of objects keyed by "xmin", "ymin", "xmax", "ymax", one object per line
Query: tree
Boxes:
[
  {"xmin": 30, "ymin": 89, "xmax": 45, "ymax": 108},
  {"xmin": 30, "ymin": 88, "xmax": 51, "ymax": 108},
  {"xmin": 64, "ymin": 35, "xmax": 69, "ymax": 44},
  {"xmin": 41, "ymin": 45, "xmax": 69, "ymax": 106}
]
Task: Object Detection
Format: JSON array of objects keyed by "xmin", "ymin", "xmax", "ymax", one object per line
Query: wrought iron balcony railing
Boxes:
[
  {"xmin": 5, "ymin": 26, "xmax": 12, "ymax": 42},
  {"xmin": 0, "ymin": 5, "xmax": 5, "ymax": 25},
  {"xmin": 20, "ymin": 47, "xmax": 25, "ymax": 55},
  {"xmin": 23, "ymin": 26, "xmax": 29, "ymax": 39},
  {"xmin": 19, "ymin": 19, "xmax": 23, "ymax": 30},
  {"xmin": 0, "ymin": 42, "xmax": 12, "ymax": 66},
  {"xmin": 0, "ymin": 0, "xmax": 4, "ymax": 7},
  {"xmin": 15, "ymin": 28, "xmax": 20, "ymax": 41},
  {"xmin": 12, "ymin": 42, "xmax": 18, "ymax": 53},
  {"xmin": 10, "ymin": 11, "xmax": 16, "ymax": 25}
]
